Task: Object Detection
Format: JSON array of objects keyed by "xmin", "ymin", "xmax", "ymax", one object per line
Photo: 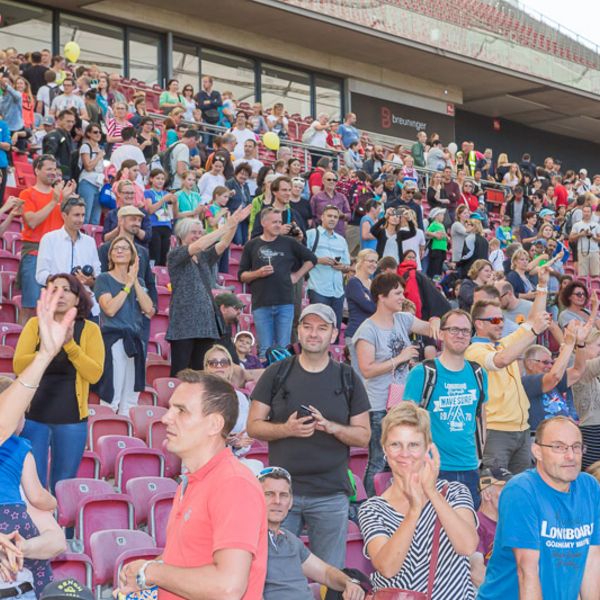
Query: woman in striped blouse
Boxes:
[{"xmin": 358, "ymin": 403, "xmax": 478, "ymax": 599}]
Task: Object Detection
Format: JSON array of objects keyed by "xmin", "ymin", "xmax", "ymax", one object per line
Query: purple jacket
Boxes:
[{"xmin": 310, "ymin": 191, "xmax": 351, "ymax": 235}]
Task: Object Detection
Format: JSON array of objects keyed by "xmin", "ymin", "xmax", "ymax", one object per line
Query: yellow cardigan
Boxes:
[{"xmin": 13, "ymin": 318, "xmax": 105, "ymax": 420}]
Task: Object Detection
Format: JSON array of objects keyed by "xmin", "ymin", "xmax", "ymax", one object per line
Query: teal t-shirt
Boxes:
[
  {"xmin": 478, "ymin": 470, "xmax": 600, "ymax": 600},
  {"xmin": 403, "ymin": 358, "xmax": 488, "ymax": 470}
]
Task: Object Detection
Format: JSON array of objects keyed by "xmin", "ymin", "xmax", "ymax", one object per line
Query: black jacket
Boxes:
[
  {"xmin": 505, "ymin": 197, "xmax": 531, "ymax": 226},
  {"xmin": 371, "ymin": 218, "xmax": 416, "ymax": 259},
  {"xmin": 42, "ymin": 128, "xmax": 74, "ymax": 179}
]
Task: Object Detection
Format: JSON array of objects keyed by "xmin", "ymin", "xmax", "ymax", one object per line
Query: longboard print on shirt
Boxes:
[{"xmin": 258, "ymin": 245, "xmax": 284, "ymax": 266}]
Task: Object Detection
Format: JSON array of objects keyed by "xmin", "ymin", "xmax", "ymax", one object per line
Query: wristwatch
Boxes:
[{"xmin": 136, "ymin": 560, "xmax": 163, "ymax": 589}]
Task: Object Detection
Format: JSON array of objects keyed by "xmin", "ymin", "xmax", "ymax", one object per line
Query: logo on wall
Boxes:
[{"xmin": 380, "ymin": 106, "xmax": 427, "ymax": 132}]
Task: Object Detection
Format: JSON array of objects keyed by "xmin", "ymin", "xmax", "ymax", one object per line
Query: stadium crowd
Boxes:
[{"xmin": 0, "ymin": 47, "xmax": 598, "ymax": 600}]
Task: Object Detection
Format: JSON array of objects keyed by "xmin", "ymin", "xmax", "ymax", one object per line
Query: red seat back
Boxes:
[
  {"xmin": 125, "ymin": 476, "xmax": 178, "ymax": 526},
  {"xmin": 96, "ymin": 435, "xmax": 146, "ymax": 479},
  {"xmin": 129, "ymin": 406, "xmax": 167, "ymax": 441},
  {"xmin": 51, "ymin": 553, "xmax": 93, "ymax": 589},
  {"xmin": 76, "ymin": 493, "xmax": 135, "ymax": 556},
  {"xmin": 115, "ymin": 448, "xmax": 165, "ymax": 492},
  {"xmin": 55, "ymin": 478, "xmax": 114, "ymax": 529},
  {"xmin": 148, "ymin": 491, "xmax": 175, "ymax": 548}
]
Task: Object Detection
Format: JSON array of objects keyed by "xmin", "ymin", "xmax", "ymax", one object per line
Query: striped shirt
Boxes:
[{"xmin": 358, "ymin": 480, "xmax": 476, "ymax": 599}]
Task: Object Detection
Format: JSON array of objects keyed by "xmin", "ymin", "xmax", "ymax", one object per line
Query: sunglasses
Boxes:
[
  {"xmin": 257, "ymin": 466, "xmax": 292, "ymax": 484},
  {"xmin": 477, "ymin": 316, "xmax": 504, "ymax": 325},
  {"xmin": 324, "ymin": 177, "xmax": 337, "ymax": 182},
  {"xmin": 572, "ymin": 291, "xmax": 587, "ymax": 298},
  {"xmin": 207, "ymin": 358, "xmax": 231, "ymax": 368}
]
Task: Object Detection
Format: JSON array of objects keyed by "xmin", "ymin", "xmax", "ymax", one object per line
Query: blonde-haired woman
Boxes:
[
  {"xmin": 358, "ymin": 403, "xmax": 478, "ymax": 599},
  {"xmin": 95, "ymin": 237, "xmax": 154, "ymax": 415},
  {"xmin": 506, "ymin": 248, "xmax": 536, "ymax": 300},
  {"xmin": 457, "ymin": 258, "xmax": 493, "ymax": 311},
  {"xmin": 457, "ymin": 217, "xmax": 489, "ymax": 277},
  {"xmin": 345, "ymin": 249, "xmax": 378, "ymax": 342},
  {"xmin": 495, "ymin": 153, "xmax": 510, "ymax": 183},
  {"xmin": 502, "ymin": 163, "xmax": 522, "ymax": 190}
]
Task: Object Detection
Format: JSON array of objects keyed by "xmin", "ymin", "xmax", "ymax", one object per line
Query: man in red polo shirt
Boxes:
[
  {"xmin": 19, "ymin": 155, "xmax": 74, "ymax": 323},
  {"xmin": 117, "ymin": 370, "xmax": 268, "ymax": 600}
]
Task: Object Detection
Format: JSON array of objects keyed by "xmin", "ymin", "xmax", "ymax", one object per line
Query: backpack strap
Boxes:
[
  {"xmin": 310, "ymin": 227, "xmax": 321, "ymax": 254},
  {"xmin": 270, "ymin": 355, "xmax": 296, "ymax": 402},
  {"xmin": 338, "ymin": 361, "xmax": 355, "ymax": 407},
  {"xmin": 467, "ymin": 360, "xmax": 486, "ymax": 461},
  {"xmin": 420, "ymin": 359, "xmax": 438, "ymax": 411}
]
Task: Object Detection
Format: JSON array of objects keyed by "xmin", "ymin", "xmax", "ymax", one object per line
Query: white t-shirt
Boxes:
[
  {"xmin": 50, "ymin": 93, "xmax": 85, "ymax": 115},
  {"xmin": 197, "ymin": 172, "xmax": 226, "ymax": 204},
  {"xmin": 383, "ymin": 231, "xmax": 399, "ymax": 262},
  {"xmin": 36, "ymin": 83, "xmax": 59, "ymax": 115},
  {"xmin": 170, "ymin": 143, "xmax": 190, "ymax": 190},
  {"xmin": 231, "ymin": 128, "xmax": 257, "ymax": 159},
  {"xmin": 110, "ymin": 144, "xmax": 146, "ymax": 170},
  {"xmin": 398, "ymin": 228, "xmax": 426, "ymax": 270},
  {"xmin": 307, "ymin": 121, "xmax": 328, "ymax": 148},
  {"xmin": 572, "ymin": 220, "xmax": 600, "ymax": 253}
]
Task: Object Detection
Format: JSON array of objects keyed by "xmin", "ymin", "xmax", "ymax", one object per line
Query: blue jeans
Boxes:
[
  {"xmin": 364, "ymin": 410, "xmax": 387, "ymax": 497},
  {"xmin": 439, "ymin": 468, "xmax": 481, "ymax": 510},
  {"xmin": 21, "ymin": 419, "xmax": 88, "ymax": 493},
  {"xmin": 19, "ymin": 253, "xmax": 42, "ymax": 308},
  {"xmin": 307, "ymin": 290, "xmax": 344, "ymax": 335},
  {"xmin": 78, "ymin": 179, "xmax": 102, "ymax": 225},
  {"xmin": 252, "ymin": 304, "xmax": 294, "ymax": 357},
  {"xmin": 283, "ymin": 492, "xmax": 349, "ymax": 568}
]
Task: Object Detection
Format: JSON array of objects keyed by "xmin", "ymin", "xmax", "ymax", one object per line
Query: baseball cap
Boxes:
[
  {"xmin": 428, "ymin": 207, "xmax": 446, "ymax": 221},
  {"xmin": 41, "ymin": 579, "xmax": 94, "ymax": 600},
  {"xmin": 403, "ymin": 180, "xmax": 418, "ymax": 191},
  {"xmin": 42, "ymin": 116, "xmax": 54, "ymax": 126},
  {"xmin": 539, "ymin": 208, "xmax": 555, "ymax": 218},
  {"xmin": 580, "ymin": 168, "xmax": 588, "ymax": 176},
  {"xmin": 470, "ymin": 212, "xmax": 485, "ymax": 221},
  {"xmin": 234, "ymin": 330, "xmax": 255, "ymax": 345},
  {"xmin": 534, "ymin": 238, "xmax": 547, "ymax": 246},
  {"xmin": 479, "ymin": 466, "xmax": 512, "ymax": 491},
  {"xmin": 117, "ymin": 205, "xmax": 145, "ymax": 218},
  {"xmin": 215, "ymin": 293, "xmax": 244, "ymax": 310},
  {"xmin": 299, "ymin": 303, "xmax": 336, "ymax": 325}
]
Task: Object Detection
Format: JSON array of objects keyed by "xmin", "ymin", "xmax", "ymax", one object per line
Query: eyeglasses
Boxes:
[
  {"xmin": 536, "ymin": 442, "xmax": 586, "ymax": 455},
  {"xmin": 572, "ymin": 291, "xmax": 587, "ymax": 298},
  {"xmin": 206, "ymin": 358, "xmax": 231, "ymax": 368},
  {"xmin": 404, "ymin": 191, "xmax": 415, "ymax": 194},
  {"xmin": 441, "ymin": 327, "xmax": 472, "ymax": 337},
  {"xmin": 386, "ymin": 441, "xmax": 424, "ymax": 455},
  {"xmin": 89, "ymin": 130, "xmax": 101, "ymax": 135},
  {"xmin": 530, "ymin": 358, "xmax": 553, "ymax": 366},
  {"xmin": 257, "ymin": 466, "xmax": 292, "ymax": 483},
  {"xmin": 112, "ymin": 245, "xmax": 132, "ymax": 253},
  {"xmin": 323, "ymin": 178, "xmax": 337, "ymax": 182},
  {"xmin": 476, "ymin": 316, "xmax": 504, "ymax": 325}
]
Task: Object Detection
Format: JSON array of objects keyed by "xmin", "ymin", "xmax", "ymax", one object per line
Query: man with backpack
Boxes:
[
  {"xmin": 161, "ymin": 129, "xmax": 199, "ymax": 190},
  {"xmin": 247, "ymin": 304, "xmax": 371, "ymax": 568},
  {"xmin": 403, "ymin": 308, "xmax": 488, "ymax": 509}
]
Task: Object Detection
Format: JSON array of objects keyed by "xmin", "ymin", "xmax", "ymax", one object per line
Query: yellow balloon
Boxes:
[
  {"xmin": 262, "ymin": 131, "xmax": 280, "ymax": 151},
  {"xmin": 64, "ymin": 41, "xmax": 81, "ymax": 63}
]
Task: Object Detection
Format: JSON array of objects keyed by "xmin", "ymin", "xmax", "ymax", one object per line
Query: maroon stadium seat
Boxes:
[
  {"xmin": 125, "ymin": 476, "xmax": 178, "ymax": 526},
  {"xmin": 96, "ymin": 435, "xmax": 146, "ymax": 479},
  {"xmin": 115, "ymin": 447, "xmax": 165, "ymax": 492},
  {"xmin": 148, "ymin": 491, "xmax": 175, "ymax": 548},
  {"xmin": 51, "ymin": 552, "xmax": 93, "ymax": 589},
  {"xmin": 129, "ymin": 406, "xmax": 168, "ymax": 441},
  {"xmin": 55, "ymin": 478, "xmax": 114, "ymax": 529}
]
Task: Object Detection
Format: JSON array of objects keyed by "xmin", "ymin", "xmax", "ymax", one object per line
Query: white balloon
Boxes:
[{"xmin": 448, "ymin": 142, "xmax": 458, "ymax": 155}]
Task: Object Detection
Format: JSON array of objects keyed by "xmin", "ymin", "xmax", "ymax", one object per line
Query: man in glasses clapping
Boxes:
[{"xmin": 466, "ymin": 267, "xmax": 553, "ymax": 474}]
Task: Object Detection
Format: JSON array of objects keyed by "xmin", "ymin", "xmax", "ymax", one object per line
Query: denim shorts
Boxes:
[{"xmin": 19, "ymin": 253, "xmax": 42, "ymax": 308}]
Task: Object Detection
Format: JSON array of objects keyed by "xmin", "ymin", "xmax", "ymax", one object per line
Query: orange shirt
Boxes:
[
  {"xmin": 20, "ymin": 187, "xmax": 63, "ymax": 247},
  {"xmin": 160, "ymin": 448, "xmax": 267, "ymax": 600}
]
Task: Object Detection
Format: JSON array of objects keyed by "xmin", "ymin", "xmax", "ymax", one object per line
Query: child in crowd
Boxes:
[
  {"xmin": 218, "ymin": 90, "xmax": 236, "ymax": 127},
  {"xmin": 495, "ymin": 214, "xmax": 515, "ymax": 249},
  {"xmin": 0, "ymin": 378, "xmax": 57, "ymax": 595},
  {"xmin": 143, "ymin": 168, "xmax": 175, "ymax": 266},
  {"xmin": 488, "ymin": 238, "xmax": 505, "ymax": 272},
  {"xmin": 234, "ymin": 331, "xmax": 263, "ymax": 370},
  {"xmin": 426, "ymin": 207, "xmax": 448, "ymax": 279},
  {"xmin": 174, "ymin": 170, "xmax": 203, "ymax": 220},
  {"xmin": 205, "ymin": 185, "xmax": 231, "ymax": 277}
]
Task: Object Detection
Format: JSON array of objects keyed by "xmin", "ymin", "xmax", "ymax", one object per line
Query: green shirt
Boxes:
[{"xmin": 427, "ymin": 221, "xmax": 448, "ymax": 251}]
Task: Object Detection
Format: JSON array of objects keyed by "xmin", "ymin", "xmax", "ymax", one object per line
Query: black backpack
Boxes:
[
  {"xmin": 420, "ymin": 359, "xmax": 486, "ymax": 460},
  {"xmin": 158, "ymin": 142, "xmax": 183, "ymax": 188},
  {"xmin": 48, "ymin": 85, "xmax": 62, "ymax": 107}
]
